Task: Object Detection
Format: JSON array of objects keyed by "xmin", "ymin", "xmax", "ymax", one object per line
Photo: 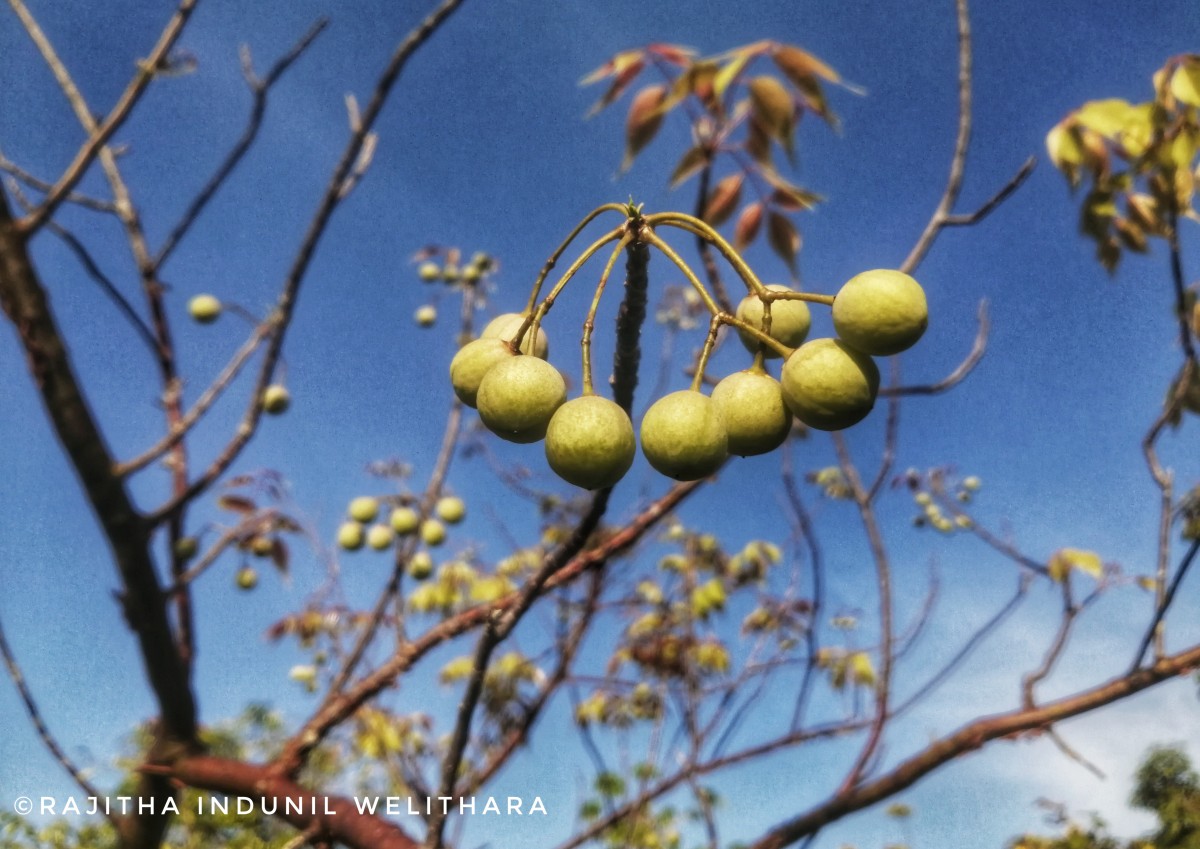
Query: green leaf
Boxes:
[
  {"xmin": 1048, "ymin": 547, "xmax": 1104, "ymax": 582},
  {"xmin": 668, "ymin": 146, "xmax": 710, "ymax": 189},
  {"xmin": 1170, "ymin": 56, "xmax": 1200, "ymax": 107}
]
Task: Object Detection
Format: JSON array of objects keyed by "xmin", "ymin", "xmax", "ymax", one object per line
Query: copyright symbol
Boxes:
[{"xmin": 13, "ymin": 797, "xmax": 33, "ymax": 815}]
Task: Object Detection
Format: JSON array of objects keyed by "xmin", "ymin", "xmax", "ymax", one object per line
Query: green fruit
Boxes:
[
  {"xmin": 262, "ymin": 384, "xmax": 291, "ymax": 414},
  {"xmin": 442, "ymin": 263, "xmax": 461, "ymax": 282},
  {"xmin": 481, "ymin": 312, "xmax": 549, "ymax": 358},
  {"xmin": 735, "ymin": 285, "xmax": 811, "ymax": 357},
  {"xmin": 710, "ymin": 369, "xmax": 793, "ymax": 456},
  {"xmin": 415, "ymin": 305, "xmax": 437, "ymax": 327},
  {"xmin": 640, "ymin": 390, "xmax": 728, "ymax": 481},
  {"xmin": 418, "ymin": 261, "xmax": 441, "ymax": 282},
  {"xmin": 366, "ymin": 524, "xmax": 394, "ymax": 550},
  {"xmin": 390, "ymin": 506, "xmax": 420, "ymax": 535},
  {"xmin": 420, "ymin": 519, "xmax": 446, "ymax": 547},
  {"xmin": 188, "ymin": 294, "xmax": 222, "ymax": 324},
  {"xmin": 435, "ymin": 496, "xmax": 466, "ymax": 524},
  {"xmin": 476, "ymin": 355, "xmax": 566, "ymax": 444},
  {"xmin": 174, "ymin": 536, "xmax": 199, "ymax": 561},
  {"xmin": 348, "ymin": 496, "xmax": 380, "ymax": 523},
  {"xmin": 832, "ymin": 269, "xmax": 928, "ymax": 356},
  {"xmin": 781, "ymin": 338, "xmax": 880, "ymax": 431},
  {"xmin": 544, "ymin": 395, "xmax": 636, "ymax": 489},
  {"xmin": 337, "ymin": 521, "xmax": 365, "ymax": 551},
  {"xmin": 236, "ymin": 566, "xmax": 259, "ymax": 590},
  {"xmin": 449, "ymin": 337, "xmax": 516, "ymax": 408},
  {"xmin": 408, "ymin": 551, "xmax": 434, "ymax": 580}
]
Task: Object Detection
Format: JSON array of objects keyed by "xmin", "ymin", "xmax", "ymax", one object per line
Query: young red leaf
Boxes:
[
  {"xmin": 218, "ymin": 494, "xmax": 257, "ymax": 513},
  {"xmin": 623, "ymin": 84, "xmax": 668, "ymax": 171},
  {"xmin": 585, "ymin": 58, "xmax": 646, "ymax": 118},
  {"xmin": 767, "ymin": 211, "xmax": 801, "ymax": 277},
  {"xmin": 580, "ymin": 49, "xmax": 644, "ymax": 86},
  {"xmin": 645, "ymin": 43, "xmax": 697, "ymax": 66},
  {"xmin": 733, "ymin": 201, "xmax": 764, "ymax": 250},
  {"xmin": 745, "ymin": 116, "xmax": 773, "ymax": 164},
  {"xmin": 704, "ymin": 173, "xmax": 743, "ymax": 226},
  {"xmin": 669, "ymin": 146, "xmax": 711, "ymax": 189}
]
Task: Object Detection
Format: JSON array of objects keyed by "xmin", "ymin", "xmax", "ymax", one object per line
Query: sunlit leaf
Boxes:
[
  {"xmin": 1076, "ymin": 99, "xmax": 1139, "ymax": 139},
  {"xmin": 645, "ymin": 43, "xmax": 697, "ymax": 65},
  {"xmin": 772, "ymin": 43, "xmax": 840, "ymax": 84},
  {"xmin": 767, "ymin": 211, "xmax": 801, "ymax": 277},
  {"xmin": 622, "ymin": 84, "xmax": 668, "ymax": 172},
  {"xmin": 580, "ymin": 49, "xmax": 643, "ymax": 86},
  {"xmin": 1170, "ymin": 56, "xmax": 1200, "ymax": 107},
  {"xmin": 1048, "ymin": 547, "xmax": 1104, "ymax": 582},
  {"xmin": 733, "ymin": 201, "xmax": 764, "ymax": 249},
  {"xmin": 713, "ymin": 53, "xmax": 752, "ymax": 101},
  {"xmin": 669, "ymin": 145, "xmax": 710, "ymax": 188},
  {"xmin": 849, "ymin": 652, "xmax": 875, "ymax": 687},
  {"xmin": 748, "ymin": 75, "xmax": 796, "ymax": 154},
  {"xmin": 703, "ymin": 173, "xmax": 743, "ymax": 225}
]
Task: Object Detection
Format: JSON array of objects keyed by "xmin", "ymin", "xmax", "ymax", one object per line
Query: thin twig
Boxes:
[
  {"xmin": 155, "ymin": 19, "xmax": 329, "ymax": 269},
  {"xmin": 943, "ymin": 157, "xmax": 1036, "ymax": 226},
  {"xmin": 0, "ymin": 616, "xmax": 116, "ymax": 828},
  {"xmin": 0, "ymin": 153, "xmax": 118, "ymax": 213},
  {"xmin": 882, "ymin": 300, "xmax": 989, "ymax": 397},
  {"xmin": 1129, "ymin": 538, "xmax": 1200, "ymax": 672}
]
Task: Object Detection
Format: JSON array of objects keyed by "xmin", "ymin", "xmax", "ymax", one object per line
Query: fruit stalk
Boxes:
[{"xmin": 581, "ymin": 233, "xmax": 632, "ymax": 396}]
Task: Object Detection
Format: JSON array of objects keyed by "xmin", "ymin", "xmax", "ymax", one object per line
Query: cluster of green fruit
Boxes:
[
  {"xmin": 449, "ymin": 269, "xmax": 927, "ymax": 489},
  {"xmin": 187, "ymin": 294, "xmax": 292, "ymax": 415},
  {"xmin": 336, "ymin": 494, "xmax": 466, "ymax": 580},
  {"xmin": 911, "ymin": 474, "xmax": 979, "ymax": 533},
  {"xmin": 412, "ymin": 251, "xmax": 497, "ymax": 329}
]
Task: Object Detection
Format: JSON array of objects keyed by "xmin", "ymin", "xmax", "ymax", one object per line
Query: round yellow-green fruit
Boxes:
[
  {"xmin": 348, "ymin": 496, "xmax": 379, "ymax": 523},
  {"xmin": 408, "ymin": 551, "xmax": 434, "ymax": 580},
  {"xmin": 235, "ymin": 565, "xmax": 259, "ymax": 590},
  {"xmin": 544, "ymin": 395, "xmax": 636, "ymax": 490},
  {"xmin": 832, "ymin": 269, "xmax": 928, "ymax": 356},
  {"xmin": 711, "ymin": 369, "xmax": 793, "ymax": 456},
  {"xmin": 337, "ymin": 521, "xmax": 365, "ymax": 551},
  {"xmin": 418, "ymin": 261, "xmax": 441, "ymax": 282},
  {"xmin": 414, "ymin": 305, "xmax": 437, "ymax": 327},
  {"xmin": 640, "ymin": 390, "xmax": 728, "ymax": 481},
  {"xmin": 781, "ymin": 338, "xmax": 880, "ymax": 431},
  {"xmin": 435, "ymin": 496, "xmax": 466, "ymax": 524},
  {"xmin": 390, "ymin": 506, "xmax": 420, "ymax": 535},
  {"xmin": 174, "ymin": 536, "xmax": 199, "ymax": 561},
  {"xmin": 262, "ymin": 384, "xmax": 291, "ymax": 415},
  {"xmin": 481, "ymin": 312, "xmax": 549, "ymax": 359},
  {"xmin": 449, "ymin": 337, "xmax": 516, "ymax": 408},
  {"xmin": 420, "ymin": 519, "xmax": 446, "ymax": 547},
  {"xmin": 366, "ymin": 524, "xmax": 394, "ymax": 550},
  {"xmin": 188, "ymin": 294, "xmax": 222, "ymax": 324},
  {"xmin": 476, "ymin": 355, "xmax": 566, "ymax": 444},
  {"xmin": 735, "ymin": 285, "xmax": 811, "ymax": 357}
]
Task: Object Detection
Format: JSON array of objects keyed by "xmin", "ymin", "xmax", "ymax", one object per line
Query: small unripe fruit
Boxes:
[
  {"xmin": 390, "ymin": 507, "xmax": 420, "ymax": 535},
  {"xmin": 781, "ymin": 338, "xmax": 880, "ymax": 431},
  {"xmin": 418, "ymin": 261, "xmax": 441, "ymax": 282},
  {"xmin": 832, "ymin": 269, "xmax": 928, "ymax": 356},
  {"xmin": 476, "ymin": 356, "xmax": 566, "ymax": 444},
  {"xmin": 545, "ymin": 395, "xmax": 636, "ymax": 489},
  {"xmin": 174, "ymin": 536, "xmax": 199, "ymax": 561},
  {"xmin": 408, "ymin": 551, "xmax": 434, "ymax": 580},
  {"xmin": 711, "ymin": 369, "xmax": 793, "ymax": 456},
  {"xmin": 449, "ymin": 337, "xmax": 516, "ymax": 408},
  {"xmin": 435, "ymin": 496, "xmax": 466, "ymax": 524},
  {"xmin": 262, "ymin": 384, "xmax": 291, "ymax": 414},
  {"xmin": 348, "ymin": 496, "xmax": 379, "ymax": 523},
  {"xmin": 481, "ymin": 313, "xmax": 549, "ymax": 359},
  {"xmin": 337, "ymin": 521, "xmax": 365, "ymax": 551},
  {"xmin": 962, "ymin": 475, "xmax": 982, "ymax": 491},
  {"xmin": 415, "ymin": 305, "xmax": 437, "ymax": 327},
  {"xmin": 735, "ymin": 285, "xmax": 811, "ymax": 357},
  {"xmin": 250, "ymin": 535, "xmax": 274, "ymax": 558},
  {"xmin": 367, "ymin": 524, "xmax": 394, "ymax": 550},
  {"xmin": 236, "ymin": 566, "xmax": 259, "ymax": 590},
  {"xmin": 188, "ymin": 294, "xmax": 222, "ymax": 324},
  {"xmin": 442, "ymin": 263, "xmax": 460, "ymax": 282},
  {"xmin": 420, "ymin": 519, "xmax": 446, "ymax": 547},
  {"xmin": 462, "ymin": 265, "xmax": 482, "ymax": 283},
  {"xmin": 640, "ymin": 390, "xmax": 728, "ymax": 481}
]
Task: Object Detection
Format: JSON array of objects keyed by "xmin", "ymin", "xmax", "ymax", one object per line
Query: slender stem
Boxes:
[
  {"xmin": 581, "ymin": 234, "xmax": 632, "ymax": 395},
  {"xmin": 524, "ymin": 203, "xmax": 628, "ymax": 314}
]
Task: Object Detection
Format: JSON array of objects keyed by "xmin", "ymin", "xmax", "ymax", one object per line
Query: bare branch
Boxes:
[
  {"xmin": 0, "ymin": 152, "xmax": 118, "ymax": 214},
  {"xmin": 12, "ymin": 0, "xmax": 199, "ymax": 233},
  {"xmin": 155, "ymin": 19, "xmax": 329, "ymax": 269},
  {"xmin": 882, "ymin": 300, "xmax": 988, "ymax": 397},
  {"xmin": 1130, "ymin": 538, "xmax": 1200, "ymax": 672},
  {"xmin": 943, "ymin": 156, "xmax": 1036, "ymax": 226}
]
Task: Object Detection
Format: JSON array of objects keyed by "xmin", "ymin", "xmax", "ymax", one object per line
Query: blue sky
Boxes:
[{"xmin": 2, "ymin": 1, "xmax": 1200, "ymax": 847}]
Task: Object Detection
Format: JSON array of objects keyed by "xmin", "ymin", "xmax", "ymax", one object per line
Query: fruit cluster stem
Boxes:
[
  {"xmin": 581, "ymin": 234, "xmax": 632, "ymax": 396},
  {"xmin": 611, "ymin": 231, "xmax": 651, "ymax": 414}
]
